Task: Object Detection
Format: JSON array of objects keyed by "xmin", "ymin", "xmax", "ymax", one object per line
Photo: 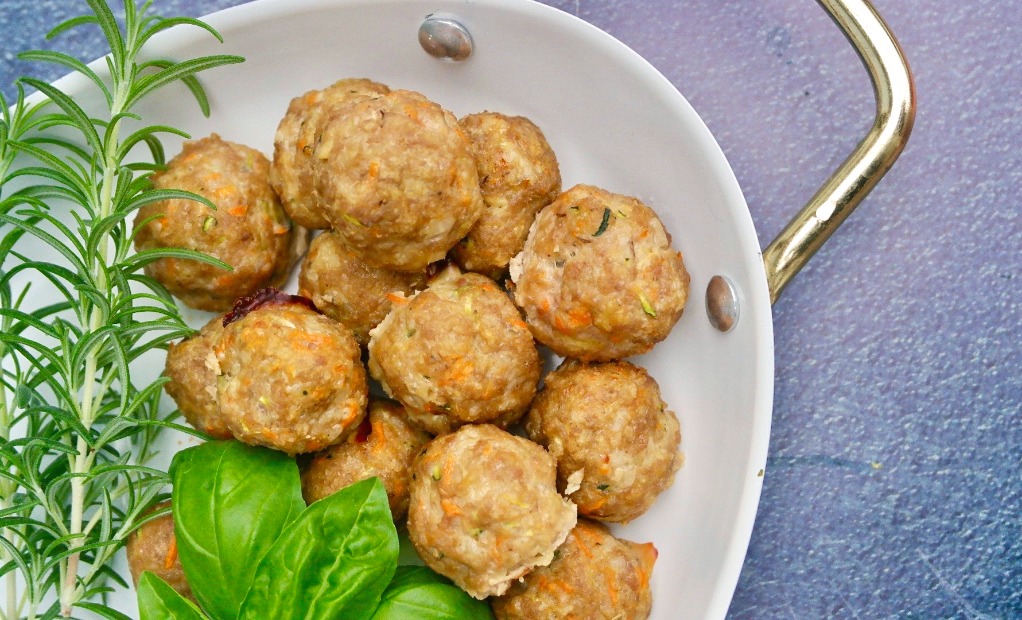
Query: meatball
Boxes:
[
  {"xmin": 492, "ymin": 519, "xmax": 657, "ymax": 620},
  {"xmin": 270, "ymin": 78, "xmax": 391, "ymax": 229},
  {"xmin": 509, "ymin": 184, "xmax": 690, "ymax": 361},
  {"xmin": 407, "ymin": 424, "xmax": 577, "ymax": 599},
  {"xmin": 312, "ymin": 89, "xmax": 484, "ymax": 271},
  {"xmin": 163, "ymin": 316, "xmax": 230, "ymax": 439},
  {"xmin": 453, "ymin": 112, "xmax": 561, "ymax": 278},
  {"xmin": 368, "ymin": 268, "xmax": 540, "ymax": 435},
  {"xmin": 214, "ymin": 292, "xmax": 368, "ymax": 455},
  {"xmin": 300, "ymin": 399, "xmax": 430, "ymax": 520},
  {"xmin": 524, "ymin": 360, "xmax": 682, "ymax": 523},
  {"xmin": 126, "ymin": 502, "xmax": 193, "ymax": 602},
  {"xmin": 298, "ymin": 230, "xmax": 430, "ymax": 347},
  {"xmin": 134, "ymin": 134, "xmax": 296, "ymax": 311}
]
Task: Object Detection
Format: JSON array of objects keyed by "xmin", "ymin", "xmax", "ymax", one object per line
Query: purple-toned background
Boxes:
[{"xmin": 2, "ymin": 1, "xmax": 1019, "ymax": 618}]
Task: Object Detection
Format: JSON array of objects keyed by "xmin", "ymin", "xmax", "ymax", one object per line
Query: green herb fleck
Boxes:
[
  {"xmin": 639, "ymin": 292, "xmax": 657, "ymax": 317},
  {"xmin": 406, "ymin": 327, "xmax": 417, "ymax": 338},
  {"xmin": 593, "ymin": 208, "xmax": 611, "ymax": 236},
  {"xmin": 430, "ymin": 466, "xmax": 443, "ymax": 481},
  {"xmin": 596, "ymin": 483, "xmax": 611, "ymax": 491},
  {"xmin": 342, "ymin": 212, "xmax": 367, "ymax": 227},
  {"xmin": 202, "ymin": 216, "xmax": 218, "ymax": 232}
]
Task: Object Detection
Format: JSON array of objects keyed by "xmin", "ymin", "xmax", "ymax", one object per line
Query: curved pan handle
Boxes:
[{"xmin": 761, "ymin": 0, "xmax": 916, "ymax": 304}]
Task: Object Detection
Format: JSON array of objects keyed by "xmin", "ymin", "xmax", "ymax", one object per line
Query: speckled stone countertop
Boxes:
[{"xmin": 1, "ymin": 1, "xmax": 1019, "ymax": 618}]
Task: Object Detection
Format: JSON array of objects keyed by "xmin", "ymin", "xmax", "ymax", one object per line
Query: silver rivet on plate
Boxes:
[
  {"xmin": 706, "ymin": 275, "xmax": 739, "ymax": 333},
  {"xmin": 419, "ymin": 15, "xmax": 473, "ymax": 61}
]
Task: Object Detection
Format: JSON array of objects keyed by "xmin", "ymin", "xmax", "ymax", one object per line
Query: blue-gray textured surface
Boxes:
[{"xmin": 1, "ymin": 1, "xmax": 1018, "ymax": 618}]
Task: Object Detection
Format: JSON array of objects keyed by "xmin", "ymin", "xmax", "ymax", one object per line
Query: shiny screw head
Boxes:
[
  {"xmin": 419, "ymin": 15, "xmax": 473, "ymax": 61},
  {"xmin": 706, "ymin": 275, "xmax": 739, "ymax": 333}
]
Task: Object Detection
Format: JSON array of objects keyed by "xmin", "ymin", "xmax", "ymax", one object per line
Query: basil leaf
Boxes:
[
  {"xmin": 370, "ymin": 566, "xmax": 494, "ymax": 620},
  {"xmin": 170, "ymin": 441, "xmax": 306, "ymax": 620},
  {"xmin": 238, "ymin": 477, "xmax": 399, "ymax": 620},
  {"xmin": 136, "ymin": 572, "xmax": 208, "ymax": 620}
]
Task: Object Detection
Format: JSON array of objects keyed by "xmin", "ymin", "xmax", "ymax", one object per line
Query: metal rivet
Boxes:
[
  {"xmin": 419, "ymin": 15, "xmax": 473, "ymax": 61},
  {"xmin": 706, "ymin": 275, "xmax": 739, "ymax": 332}
]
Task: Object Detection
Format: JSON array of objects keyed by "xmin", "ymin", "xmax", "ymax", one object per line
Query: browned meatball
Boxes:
[
  {"xmin": 524, "ymin": 360, "xmax": 682, "ymax": 523},
  {"xmin": 313, "ymin": 89, "xmax": 484, "ymax": 271},
  {"xmin": 407, "ymin": 424, "xmax": 577, "ymax": 599},
  {"xmin": 126, "ymin": 502, "xmax": 193, "ymax": 602},
  {"xmin": 368, "ymin": 268, "xmax": 540, "ymax": 435},
  {"xmin": 453, "ymin": 112, "xmax": 561, "ymax": 278},
  {"xmin": 270, "ymin": 78, "xmax": 391, "ymax": 229},
  {"xmin": 300, "ymin": 399, "xmax": 430, "ymax": 520},
  {"xmin": 509, "ymin": 184, "xmax": 690, "ymax": 361},
  {"xmin": 214, "ymin": 292, "xmax": 368, "ymax": 455},
  {"xmin": 492, "ymin": 519, "xmax": 657, "ymax": 620},
  {"xmin": 134, "ymin": 134, "xmax": 296, "ymax": 311},
  {"xmin": 297, "ymin": 230, "xmax": 429, "ymax": 347},
  {"xmin": 163, "ymin": 316, "xmax": 231, "ymax": 439}
]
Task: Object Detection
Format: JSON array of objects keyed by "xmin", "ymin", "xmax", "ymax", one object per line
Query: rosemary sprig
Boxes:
[{"xmin": 0, "ymin": 2, "xmax": 242, "ymax": 618}]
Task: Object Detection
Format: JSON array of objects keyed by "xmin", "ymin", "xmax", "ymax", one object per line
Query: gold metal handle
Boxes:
[{"xmin": 762, "ymin": 0, "xmax": 916, "ymax": 304}]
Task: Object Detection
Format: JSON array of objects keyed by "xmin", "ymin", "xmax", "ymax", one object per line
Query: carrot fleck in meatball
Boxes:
[
  {"xmin": 312, "ymin": 89, "xmax": 483, "ymax": 271},
  {"xmin": 163, "ymin": 315, "xmax": 230, "ymax": 439},
  {"xmin": 453, "ymin": 112, "xmax": 561, "ymax": 278},
  {"xmin": 126, "ymin": 502, "xmax": 193, "ymax": 603},
  {"xmin": 133, "ymin": 134, "xmax": 297, "ymax": 312},
  {"xmin": 270, "ymin": 78, "xmax": 391, "ymax": 229},
  {"xmin": 368, "ymin": 268, "xmax": 540, "ymax": 435},
  {"xmin": 525, "ymin": 360, "xmax": 682, "ymax": 523},
  {"xmin": 407, "ymin": 424, "xmax": 577, "ymax": 599},
  {"xmin": 298, "ymin": 230, "xmax": 430, "ymax": 347},
  {"xmin": 509, "ymin": 184, "xmax": 690, "ymax": 361},
  {"xmin": 492, "ymin": 519, "xmax": 657, "ymax": 620},
  {"xmin": 213, "ymin": 291, "xmax": 368, "ymax": 455},
  {"xmin": 300, "ymin": 398, "xmax": 431, "ymax": 520}
]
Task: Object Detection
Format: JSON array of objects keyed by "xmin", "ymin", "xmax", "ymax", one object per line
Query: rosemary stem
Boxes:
[
  {"xmin": 0, "ymin": 98, "xmax": 16, "ymax": 551},
  {"xmin": 2, "ymin": 498, "xmax": 14, "ymax": 620},
  {"xmin": 0, "ymin": 334, "xmax": 17, "ymax": 620},
  {"xmin": 59, "ymin": 84, "xmax": 125, "ymax": 616}
]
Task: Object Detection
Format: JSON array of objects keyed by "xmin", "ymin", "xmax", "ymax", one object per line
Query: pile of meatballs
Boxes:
[{"xmin": 126, "ymin": 78, "xmax": 691, "ymax": 619}]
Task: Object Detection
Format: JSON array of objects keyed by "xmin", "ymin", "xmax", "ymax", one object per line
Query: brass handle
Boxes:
[{"xmin": 762, "ymin": 0, "xmax": 916, "ymax": 304}]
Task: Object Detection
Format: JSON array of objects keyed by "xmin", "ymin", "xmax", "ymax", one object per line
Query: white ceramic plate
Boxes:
[{"xmin": 23, "ymin": 0, "xmax": 775, "ymax": 617}]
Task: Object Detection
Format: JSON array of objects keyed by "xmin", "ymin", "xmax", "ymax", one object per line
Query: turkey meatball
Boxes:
[
  {"xmin": 163, "ymin": 315, "xmax": 230, "ymax": 439},
  {"xmin": 492, "ymin": 519, "xmax": 657, "ymax": 620},
  {"xmin": 134, "ymin": 134, "xmax": 296, "ymax": 311},
  {"xmin": 126, "ymin": 502, "xmax": 193, "ymax": 602},
  {"xmin": 524, "ymin": 360, "xmax": 682, "ymax": 523},
  {"xmin": 312, "ymin": 89, "xmax": 484, "ymax": 271},
  {"xmin": 509, "ymin": 184, "xmax": 690, "ymax": 361},
  {"xmin": 298, "ymin": 230, "xmax": 430, "ymax": 347},
  {"xmin": 368, "ymin": 268, "xmax": 540, "ymax": 435},
  {"xmin": 452, "ymin": 112, "xmax": 561, "ymax": 278},
  {"xmin": 270, "ymin": 78, "xmax": 391, "ymax": 229},
  {"xmin": 214, "ymin": 290, "xmax": 368, "ymax": 455},
  {"xmin": 407, "ymin": 424, "xmax": 577, "ymax": 599},
  {"xmin": 300, "ymin": 399, "xmax": 430, "ymax": 520}
]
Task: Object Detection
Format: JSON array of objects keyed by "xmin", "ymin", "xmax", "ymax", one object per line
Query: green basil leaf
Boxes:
[
  {"xmin": 136, "ymin": 572, "xmax": 208, "ymax": 620},
  {"xmin": 170, "ymin": 441, "xmax": 306, "ymax": 620},
  {"xmin": 370, "ymin": 566, "xmax": 495, "ymax": 620},
  {"xmin": 238, "ymin": 477, "xmax": 399, "ymax": 620}
]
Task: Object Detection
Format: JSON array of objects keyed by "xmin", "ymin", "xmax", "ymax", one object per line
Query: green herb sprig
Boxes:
[
  {"xmin": 0, "ymin": 2, "xmax": 242, "ymax": 618},
  {"xmin": 148, "ymin": 442, "xmax": 492, "ymax": 620}
]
